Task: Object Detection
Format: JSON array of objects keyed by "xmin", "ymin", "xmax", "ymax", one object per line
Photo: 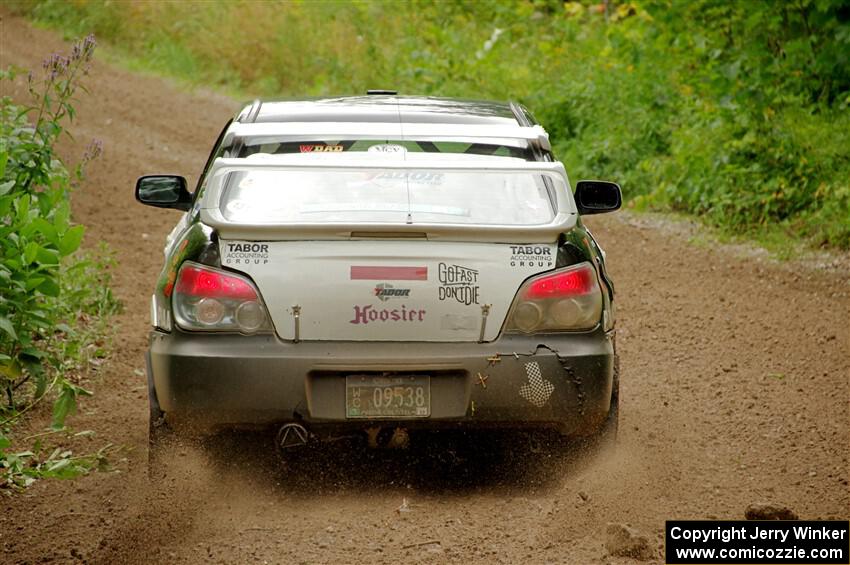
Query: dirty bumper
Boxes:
[{"xmin": 148, "ymin": 329, "xmax": 615, "ymax": 436}]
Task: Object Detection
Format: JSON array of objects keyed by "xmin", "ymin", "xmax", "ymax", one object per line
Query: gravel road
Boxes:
[{"xmin": 1, "ymin": 13, "xmax": 848, "ymax": 565}]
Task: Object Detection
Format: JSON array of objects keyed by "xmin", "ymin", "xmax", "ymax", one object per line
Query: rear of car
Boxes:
[{"xmin": 139, "ymin": 96, "xmax": 620, "ymax": 450}]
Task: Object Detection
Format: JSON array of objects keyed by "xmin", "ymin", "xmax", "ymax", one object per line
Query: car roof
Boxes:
[{"xmin": 235, "ymin": 95, "xmax": 538, "ymax": 127}]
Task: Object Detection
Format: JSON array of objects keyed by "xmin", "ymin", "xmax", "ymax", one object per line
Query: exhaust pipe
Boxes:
[
  {"xmin": 365, "ymin": 426, "xmax": 410, "ymax": 449},
  {"xmin": 277, "ymin": 422, "xmax": 309, "ymax": 450},
  {"xmin": 388, "ymin": 427, "xmax": 410, "ymax": 449}
]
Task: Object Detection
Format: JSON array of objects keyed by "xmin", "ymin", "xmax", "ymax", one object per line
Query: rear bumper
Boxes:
[{"xmin": 148, "ymin": 329, "xmax": 615, "ymax": 436}]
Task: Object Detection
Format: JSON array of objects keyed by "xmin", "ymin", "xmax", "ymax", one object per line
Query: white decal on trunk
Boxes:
[
  {"xmin": 509, "ymin": 245, "xmax": 554, "ymax": 269},
  {"xmin": 222, "ymin": 242, "xmax": 270, "ymax": 266},
  {"xmin": 440, "ymin": 314, "xmax": 477, "ymax": 330}
]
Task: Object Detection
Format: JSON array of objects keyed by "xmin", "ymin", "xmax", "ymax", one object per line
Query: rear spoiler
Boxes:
[
  {"xmin": 198, "ymin": 157, "xmax": 576, "ymax": 243},
  {"xmin": 223, "ymin": 121, "xmax": 552, "ymax": 152}
]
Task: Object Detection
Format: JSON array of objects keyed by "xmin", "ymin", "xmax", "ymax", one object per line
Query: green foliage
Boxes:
[
  {"xmin": 0, "ymin": 34, "xmax": 97, "ymax": 411},
  {"xmin": 617, "ymin": 0, "xmax": 850, "ymax": 248},
  {"xmin": 1, "ymin": 433, "xmax": 114, "ymax": 489},
  {"xmin": 0, "ymin": 247, "xmax": 120, "ymax": 491},
  {"xmin": 0, "ymin": 35, "xmax": 120, "ymax": 490},
  {"xmin": 11, "ymin": 0, "xmax": 850, "ymax": 250}
]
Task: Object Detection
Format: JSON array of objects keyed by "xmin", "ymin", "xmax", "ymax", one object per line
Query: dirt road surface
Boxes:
[{"xmin": 1, "ymin": 13, "xmax": 848, "ymax": 565}]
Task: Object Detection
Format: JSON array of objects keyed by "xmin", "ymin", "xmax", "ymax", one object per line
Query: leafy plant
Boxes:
[
  {"xmin": 0, "ymin": 34, "xmax": 96, "ymax": 409},
  {"xmin": 1, "ymin": 432, "xmax": 115, "ymax": 489},
  {"xmin": 0, "ymin": 35, "xmax": 120, "ymax": 490}
]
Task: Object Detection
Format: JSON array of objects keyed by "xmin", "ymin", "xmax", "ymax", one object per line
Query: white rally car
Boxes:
[{"xmin": 136, "ymin": 94, "xmax": 621, "ymax": 456}]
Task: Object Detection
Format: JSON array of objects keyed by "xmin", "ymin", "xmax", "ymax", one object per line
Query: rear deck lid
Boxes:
[
  {"xmin": 203, "ymin": 156, "xmax": 574, "ymax": 341},
  {"xmin": 220, "ymin": 240, "xmax": 557, "ymax": 342}
]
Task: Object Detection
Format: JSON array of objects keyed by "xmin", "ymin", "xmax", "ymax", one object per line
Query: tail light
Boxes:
[
  {"xmin": 173, "ymin": 262, "xmax": 272, "ymax": 334},
  {"xmin": 505, "ymin": 262, "xmax": 602, "ymax": 333}
]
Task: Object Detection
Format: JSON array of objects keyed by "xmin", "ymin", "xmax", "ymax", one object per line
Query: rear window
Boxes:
[{"xmin": 219, "ymin": 169, "xmax": 560, "ymax": 226}]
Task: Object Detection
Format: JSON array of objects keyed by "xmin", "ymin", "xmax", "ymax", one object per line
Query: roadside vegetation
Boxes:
[
  {"xmin": 0, "ymin": 35, "xmax": 121, "ymax": 489},
  {"xmin": 14, "ymin": 0, "xmax": 850, "ymax": 251}
]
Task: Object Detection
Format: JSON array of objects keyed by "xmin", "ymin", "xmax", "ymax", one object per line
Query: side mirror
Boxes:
[
  {"xmin": 574, "ymin": 180, "xmax": 622, "ymax": 215},
  {"xmin": 135, "ymin": 175, "xmax": 192, "ymax": 211}
]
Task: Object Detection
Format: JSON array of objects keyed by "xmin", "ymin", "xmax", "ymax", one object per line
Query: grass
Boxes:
[{"xmin": 9, "ymin": 0, "xmax": 850, "ymax": 254}]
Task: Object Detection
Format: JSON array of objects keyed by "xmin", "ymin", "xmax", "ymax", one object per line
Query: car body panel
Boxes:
[
  {"xmin": 148, "ymin": 328, "xmax": 614, "ymax": 435},
  {"xmin": 220, "ymin": 239, "xmax": 558, "ymax": 342},
  {"xmin": 142, "ymin": 95, "xmax": 618, "ymax": 438}
]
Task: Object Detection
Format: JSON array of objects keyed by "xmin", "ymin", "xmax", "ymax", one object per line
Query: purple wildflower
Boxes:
[{"xmin": 83, "ymin": 139, "xmax": 103, "ymax": 162}]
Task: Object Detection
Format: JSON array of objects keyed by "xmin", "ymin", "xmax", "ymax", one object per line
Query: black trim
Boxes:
[
  {"xmin": 463, "ymin": 143, "xmax": 500, "ymax": 156},
  {"xmin": 195, "ymin": 119, "xmax": 232, "ymax": 193},
  {"xmin": 575, "ymin": 180, "xmax": 623, "ymax": 215},
  {"xmin": 135, "ymin": 175, "xmax": 192, "ymax": 212},
  {"xmin": 415, "ymin": 141, "xmax": 440, "ymax": 153}
]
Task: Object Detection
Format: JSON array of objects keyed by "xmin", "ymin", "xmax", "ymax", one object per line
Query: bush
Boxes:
[
  {"xmin": 9, "ymin": 1, "xmax": 850, "ymax": 251},
  {"xmin": 16, "ymin": 0, "xmax": 848, "ymax": 249},
  {"xmin": 0, "ymin": 35, "xmax": 120, "ymax": 489}
]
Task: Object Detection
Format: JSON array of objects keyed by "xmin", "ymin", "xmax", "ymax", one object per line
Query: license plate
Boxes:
[{"xmin": 345, "ymin": 375, "xmax": 430, "ymax": 419}]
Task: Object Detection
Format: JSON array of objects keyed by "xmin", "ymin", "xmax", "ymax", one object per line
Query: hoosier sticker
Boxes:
[
  {"xmin": 350, "ymin": 305, "xmax": 426, "ymax": 325},
  {"xmin": 509, "ymin": 245, "xmax": 554, "ymax": 269}
]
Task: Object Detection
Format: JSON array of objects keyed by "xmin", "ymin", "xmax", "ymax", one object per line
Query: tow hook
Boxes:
[{"xmin": 277, "ymin": 423, "xmax": 309, "ymax": 450}]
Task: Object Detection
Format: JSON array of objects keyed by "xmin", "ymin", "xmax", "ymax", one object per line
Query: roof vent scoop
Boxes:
[{"xmin": 366, "ymin": 89, "xmax": 397, "ymax": 95}]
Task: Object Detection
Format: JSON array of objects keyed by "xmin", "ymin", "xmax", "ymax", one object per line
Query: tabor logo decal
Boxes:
[
  {"xmin": 223, "ymin": 242, "xmax": 269, "ymax": 265},
  {"xmin": 374, "ymin": 283, "xmax": 411, "ymax": 302},
  {"xmin": 509, "ymin": 245, "xmax": 553, "ymax": 269},
  {"xmin": 350, "ymin": 305, "xmax": 426, "ymax": 325},
  {"xmin": 437, "ymin": 262, "xmax": 480, "ymax": 305}
]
